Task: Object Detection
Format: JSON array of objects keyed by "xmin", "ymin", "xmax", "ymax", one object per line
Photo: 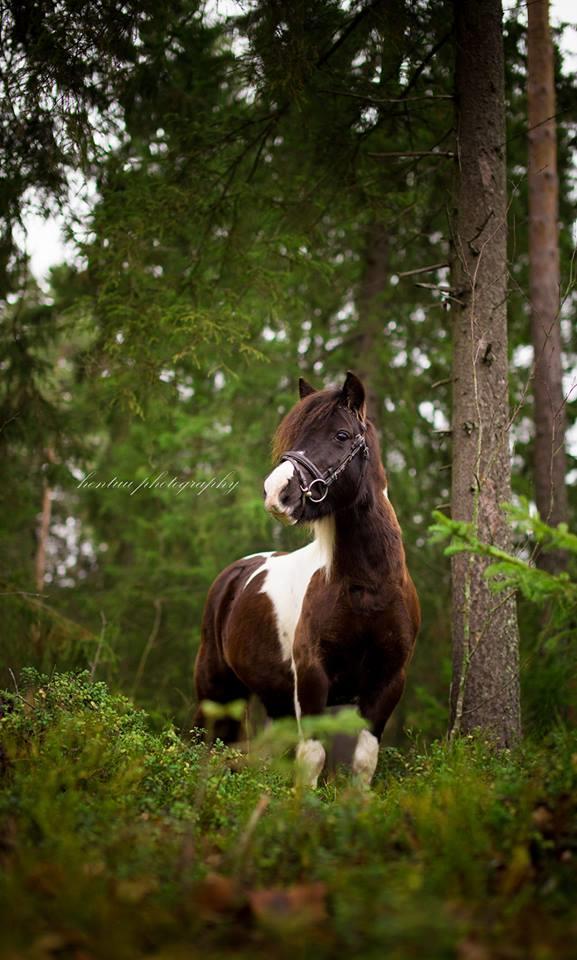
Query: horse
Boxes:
[{"xmin": 193, "ymin": 372, "xmax": 420, "ymax": 787}]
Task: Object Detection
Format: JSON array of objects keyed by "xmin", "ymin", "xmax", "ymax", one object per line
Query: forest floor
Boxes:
[{"xmin": 1, "ymin": 670, "xmax": 577, "ymax": 960}]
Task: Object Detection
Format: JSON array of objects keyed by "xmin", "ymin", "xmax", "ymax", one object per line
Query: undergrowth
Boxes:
[{"xmin": 1, "ymin": 670, "xmax": 577, "ymax": 959}]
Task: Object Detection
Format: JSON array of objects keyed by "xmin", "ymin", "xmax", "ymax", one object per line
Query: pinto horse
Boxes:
[{"xmin": 194, "ymin": 372, "xmax": 420, "ymax": 786}]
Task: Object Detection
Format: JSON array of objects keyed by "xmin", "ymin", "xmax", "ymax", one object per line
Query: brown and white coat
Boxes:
[{"xmin": 194, "ymin": 373, "xmax": 420, "ymax": 786}]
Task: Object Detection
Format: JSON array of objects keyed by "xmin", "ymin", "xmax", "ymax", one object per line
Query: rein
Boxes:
[{"xmin": 279, "ymin": 432, "xmax": 370, "ymax": 503}]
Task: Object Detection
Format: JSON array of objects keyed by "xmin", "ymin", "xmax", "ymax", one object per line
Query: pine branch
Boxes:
[
  {"xmin": 320, "ymin": 88, "xmax": 453, "ymax": 105},
  {"xmin": 368, "ymin": 150, "xmax": 454, "ymax": 159}
]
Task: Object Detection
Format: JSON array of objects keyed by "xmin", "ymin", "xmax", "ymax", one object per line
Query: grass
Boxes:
[{"xmin": 1, "ymin": 669, "xmax": 577, "ymax": 959}]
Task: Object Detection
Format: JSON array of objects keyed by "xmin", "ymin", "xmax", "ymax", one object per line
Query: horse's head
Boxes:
[{"xmin": 264, "ymin": 372, "xmax": 373, "ymax": 524}]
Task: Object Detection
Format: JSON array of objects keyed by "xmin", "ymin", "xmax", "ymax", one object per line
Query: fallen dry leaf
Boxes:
[
  {"xmin": 456, "ymin": 937, "xmax": 491, "ymax": 960},
  {"xmin": 26, "ymin": 862, "xmax": 65, "ymax": 897},
  {"xmin": 114, "ymin": 876, "xmax": 158, "ymax": 903},
  {"xmin": 194, "ymin": 872, "xmax": 243, "ymax": 918},
  {"xmin": 531, "ymin": 804, "xmax": 554, "ymax": 835},
  {"xmin": 248, "ymin": 882, "xmax": 327, "ymax": 928},
  {"xmin": 32, "ymin": 929, "xmax": 87, "ymax": 956}
]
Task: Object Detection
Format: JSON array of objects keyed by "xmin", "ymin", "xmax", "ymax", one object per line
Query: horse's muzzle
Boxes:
[{"xmin": 263, "ymin": 460, "xmax": 301, "ymax": 523}]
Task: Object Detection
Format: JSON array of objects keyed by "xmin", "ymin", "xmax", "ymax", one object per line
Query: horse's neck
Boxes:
[{"xmin": 332, "ymin": 487, "xmax": 404, "ymax": 582}]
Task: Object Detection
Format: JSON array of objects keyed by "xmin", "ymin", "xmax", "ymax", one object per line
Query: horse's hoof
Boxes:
[
  {"xmin": 295, "ymin": 739, "xmax": 326, "ymax": 788},
  {"xmin": 351, "ymin": 730, "xmax": 379, "ymax": 788}
]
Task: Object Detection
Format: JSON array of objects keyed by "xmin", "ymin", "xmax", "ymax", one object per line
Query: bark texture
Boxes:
[
  {"xmin": 356, "ymin": 222, "xmax": 389, "ymax": 431},
  {"xmin": 35, "ymin": 448, "xmax": 55, "ymax": 594},
  {"xmin": 450, "ymin": 0, "xmax": 521, "ymax": 746},
  {"xmin": 527, "ymin": 0, "xmax": 568, "ymax": 571}
]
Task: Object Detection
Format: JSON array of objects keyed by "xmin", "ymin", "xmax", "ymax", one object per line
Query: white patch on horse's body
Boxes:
[
  {"xmin": 311, "ymin": 515, "xmax": 336, "ymax": 581},
  {"xmin": 242, "ymin": 552, "xmax": 275, "ymax": 591},
  {"xmin": 263, "ymin": 460, "xmax": 296, "ymax": 519},
  {"xmin": 352, "ymin": 729, "xmax": 380, "ymax": 787},
  {"xmin": 290, "ymin": 656, "xmax": 302, "ymax": 733},
  {"xmin": 256, "ymin": 518, "xmax": 335, "ymax": 783},
  {"xmin": 383, "ymin": 485, "xmax": 389, "ymax": 501},
  {"xmin": 295, "ymin": 739, "xmax": 326, "ymax": 788},
  {"xmin": 256, "ymin": 516, "xmax": 335, "ymax": 660},
  {"xmin": 243, "ymin": 550, "xmax": 275, "ymax": 561}
]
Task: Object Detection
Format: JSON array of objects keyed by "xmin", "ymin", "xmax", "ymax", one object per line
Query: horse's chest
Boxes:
[{"xmin": 322, "ymin": 641, "xmax": 366, "ymax": 704}]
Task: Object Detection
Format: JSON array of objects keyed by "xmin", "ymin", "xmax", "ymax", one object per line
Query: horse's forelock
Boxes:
[
  {"xmin": 271, "ymin": 390, "xmax": 341, "ymax": 462},
  {"xmin": 271, "ymin": 389, "xmax": 375, "ymax": 463}
]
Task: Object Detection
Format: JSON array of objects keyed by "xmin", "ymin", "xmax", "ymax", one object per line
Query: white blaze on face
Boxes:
[
  {"xmin": 263, "ymin": 460, "xmax": 296, "ymax": 520},
  {"xmin": 352, "ymin": 729, "xmax": 380, "ymax": 787}
]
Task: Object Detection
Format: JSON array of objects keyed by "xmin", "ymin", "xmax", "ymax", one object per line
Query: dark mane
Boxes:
[
  {"xmin": 272, "ymin": 389, "xmax": 342, "ymax": 462},
  {"xmin": 362, "ymin": 419, "xmax": 388, "ymax": 496}
]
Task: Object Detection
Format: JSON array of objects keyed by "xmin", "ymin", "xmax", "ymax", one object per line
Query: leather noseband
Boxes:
[{"xmin": 279, "ymin": 432, "xmax": 369, "ymax": 503}]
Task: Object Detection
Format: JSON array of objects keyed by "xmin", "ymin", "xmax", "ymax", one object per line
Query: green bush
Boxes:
[{"xmin": 2, "ymin": 670, "xmax": 577, "ymax": 958}]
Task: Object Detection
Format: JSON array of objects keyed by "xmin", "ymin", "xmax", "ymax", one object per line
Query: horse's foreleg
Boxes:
[
  {"xmin": 193, "ymin": 644, "xmax": 249, "ymax": 744},
  {"xmin": 355, "ymin": 669, "xmax": 407, "ymax": 786},
  {"xmin": 294, "ymin": 660, "xmax": 329, "ymax": 788}
]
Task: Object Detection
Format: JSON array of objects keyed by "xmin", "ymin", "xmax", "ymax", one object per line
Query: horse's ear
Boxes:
[
  {"xmin": 299, "ymin": 377, "xmax": 317, "ymax": 399},
  {"xmin": 340, "ymin": 371, "xmax": 366, "ymax": 420}
]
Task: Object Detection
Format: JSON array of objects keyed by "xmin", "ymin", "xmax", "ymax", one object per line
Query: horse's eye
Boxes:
[{"xmin": 335, "ymin": 431, "xmax": 350, "ymax": 442}]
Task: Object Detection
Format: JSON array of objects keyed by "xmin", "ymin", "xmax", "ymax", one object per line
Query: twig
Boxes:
[
  {"xmin": 403, "ymin": 30, "xmax": 453, "ymax": 97},
  {"xmin": 0, "ymin": 591, "xmax": 46, "ymax": 599},
  {"xmin": 235, "ymin": 793, "xmax": 270, "ymax": 872},
  {"xmin": 8, "ymin": 667, "xmax": 19, "ymax": 696},
  {"xmin": 316, "ymin": 0, "xmax": 381, "ymax": 68},
  {"xmin": 132, "ymin": 598, "xmax": 163, "ymax": 697},
  {"xmin": 397, "ymin": 262, "xmax": 449, "ymax": 278},
  {"xmin": 320, "ymin": 88, "xmax": 453, "ymax": 105},
  {"xmin": 368, "ymin": 150, "xmax": 454, "ymax": 159},
  {"xmin": 90, "ymin": 612, "xmax": 107, "ymax": 681}
]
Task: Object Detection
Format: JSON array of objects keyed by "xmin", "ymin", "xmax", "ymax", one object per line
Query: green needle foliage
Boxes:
[
  {"xmin": 429, "ymin": 500, "xmax": 577, "ymax": 624},
  {"xmin": 430, "ymin": 501, "xmax": 577, "ymax": 732}
]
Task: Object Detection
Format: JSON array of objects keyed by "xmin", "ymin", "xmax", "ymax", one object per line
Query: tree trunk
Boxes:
[
  {"xmin": 355, "ymin": 222, "xmax": 389, "ymax": 432},
  {"xmin": 527, "ymin": 0, "xmax": 569, "ymax": 572},
  {"xmin": 35, "ymin": 481, "xmax": 52, "ymax": 594},
  {"xmin": 35, "ymin": 448, "xmax": 55, "ymax": 594},
  {"xmin": 449, "ymin": 0, "xmax": 521, "ymax": 746}
]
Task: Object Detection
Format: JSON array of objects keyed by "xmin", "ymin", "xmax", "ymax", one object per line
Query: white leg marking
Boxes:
[
  {"xmin": 352, "ymin": 730, "xmax": 380, "ymax": 787},
  {"xmin": 296, "ymin": 739, "xmax": 326, "ymax": 788}
]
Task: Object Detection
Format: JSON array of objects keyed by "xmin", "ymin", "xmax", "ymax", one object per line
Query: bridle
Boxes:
[{"xmin": 279, "ymin": 431, "xmax": 370, "ymax": 504}]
